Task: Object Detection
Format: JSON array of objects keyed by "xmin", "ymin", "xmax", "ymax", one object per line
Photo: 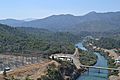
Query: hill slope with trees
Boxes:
[{"xmin": 0, "ymin": 24, "xmax": 80, "ymax": 55}]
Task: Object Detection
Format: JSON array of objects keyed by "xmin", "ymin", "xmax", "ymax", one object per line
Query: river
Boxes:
[{"xmin": 76, "ymin": 43, "xmax": 108, "ymax": 80}]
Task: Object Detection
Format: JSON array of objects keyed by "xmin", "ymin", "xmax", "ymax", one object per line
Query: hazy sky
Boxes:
[{"xmin": 0, "ymin": 0, "xmax": 120, "ymax": 19}]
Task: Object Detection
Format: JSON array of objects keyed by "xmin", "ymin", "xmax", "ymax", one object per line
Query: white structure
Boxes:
[
  {"xmin": 115, "ymin": 56, "xmax": 120, "ymax": 64},
  {"xmin": 49, "ymin": 47, "xmax": 82, "ymax": 69},
  {"xmin": 49, "ymin": 53, "xmax": 73, "ymax": 62}
]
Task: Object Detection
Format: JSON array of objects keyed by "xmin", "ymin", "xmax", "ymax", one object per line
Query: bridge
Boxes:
[{"xmin": 80, "ymin": 65, "xmax": 119, "ymax": 71}]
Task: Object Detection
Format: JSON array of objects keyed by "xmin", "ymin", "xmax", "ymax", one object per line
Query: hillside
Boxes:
[
  {"xmin": 0, "ymin": 24, "xmax": 80, "ymax": 55},
  {"xmin": 0, "ymin": 11, "xmax": 120, "ymax": 33}
]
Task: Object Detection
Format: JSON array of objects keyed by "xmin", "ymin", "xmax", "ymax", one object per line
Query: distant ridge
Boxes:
[
  {"xmin": 23, "ymin": 18, "xmax": 36, "ymax": 21},
  {"xmin": 0, "ymin": 19, "xmax": 25, "ymax": 27},
  {"xmin": 0, "ymin": 11, "xmax": 120, "ymax": 33}
]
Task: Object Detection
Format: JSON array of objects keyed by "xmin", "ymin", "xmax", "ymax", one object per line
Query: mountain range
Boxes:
[{"xmin": 0, "ymin": 11, "xmax": 120, "ymax": 33}]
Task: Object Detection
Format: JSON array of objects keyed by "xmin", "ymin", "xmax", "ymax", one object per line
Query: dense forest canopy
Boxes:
[
  {"xmin": 0, "ymin": 24, "xmax": 80, "ymax": 55},
  {"xmin": 93, "ymin": 37, "xmax": 120, "ymax": 49}
]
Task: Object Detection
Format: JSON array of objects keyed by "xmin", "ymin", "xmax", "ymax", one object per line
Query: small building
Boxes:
[
  {"xmin": 115, "ymin": 56, "xmax": 120, "ymax": 64},
  {"xmin": 49, "ymin": 54, "xmax": 73, "ymax": 62},
  {"xmin": 89, "ymin": 43, "xmax": 92, "ymax": 46},
  {"xmin": 95, "ymin": 38, "xmax": 99, "ymax": 41},
  {"xmin": 93, "ymin": 46, "xmax": 97, "ymax": 49}
]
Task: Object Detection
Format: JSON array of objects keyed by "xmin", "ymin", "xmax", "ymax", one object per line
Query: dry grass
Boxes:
[{"xmin": 0, "ymin": 60, "xmax": 60, "ymax": 80}]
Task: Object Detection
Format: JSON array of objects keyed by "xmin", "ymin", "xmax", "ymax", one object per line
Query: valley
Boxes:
[{"xmin": 0, "ymin": 11, "xmax": 120, "ymax": 80}]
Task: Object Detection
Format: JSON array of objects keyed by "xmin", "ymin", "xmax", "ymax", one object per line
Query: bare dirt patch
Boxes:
[{"xmin": 0, "ymin": 60, "xmax": 60, "ymax": 80}]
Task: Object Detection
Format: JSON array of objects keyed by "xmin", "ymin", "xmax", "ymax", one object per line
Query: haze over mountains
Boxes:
[{"xmin": 0, "ymin": 11, "xmax": 120, "ymax": 33}]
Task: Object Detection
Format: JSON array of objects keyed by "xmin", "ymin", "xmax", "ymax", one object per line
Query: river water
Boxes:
[{"xmin": 76, "ymin": 43, "xmax": 108, "ymax": 80}]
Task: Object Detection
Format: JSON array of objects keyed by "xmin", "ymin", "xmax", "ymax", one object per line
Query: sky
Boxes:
[{"xmin": 0, "ymin": 0, "xmax": 120, "ymax": 19}]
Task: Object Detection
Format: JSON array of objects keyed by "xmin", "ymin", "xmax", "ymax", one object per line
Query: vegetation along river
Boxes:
[{"xmin": 76, "ymin": 42, "xmax": 108, "ymax": 80}]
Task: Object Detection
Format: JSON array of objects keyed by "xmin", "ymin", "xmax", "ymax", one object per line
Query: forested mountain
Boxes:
[
  {"xmin": 0, "ymin": 24, "xmax": 80, "ymax": 55},
  {"xmin": 0, "ymin": 11, "xmax": 120, "ymax": 33}
]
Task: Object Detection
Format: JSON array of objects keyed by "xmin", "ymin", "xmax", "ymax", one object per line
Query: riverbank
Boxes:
[
  {"xmin": 101, "ymin": 49, "xmax": 120, "ymax": 80},
  {"xmin": 77, "ymin": 42, "xmax": 109, "ymax": 80},
  {"xmin": 76, "ymin": 43, "xmax": 97, "ymax": 66},
  {"xmin": 84, "ymin": 42, "xmax": 120, "ymax": 80},
  {"xmin": 78, "ymin": 50, "xmax": 97, "ymax": 66}
]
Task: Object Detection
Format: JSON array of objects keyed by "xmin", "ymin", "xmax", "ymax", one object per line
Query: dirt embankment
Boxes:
[
  {"xmin": 103, "ymin": 49, "xmax": 119, "ymax": 60},
  {"xmin": 0, "ymin": 60, "xmax": 60, "ymax": 80}
]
